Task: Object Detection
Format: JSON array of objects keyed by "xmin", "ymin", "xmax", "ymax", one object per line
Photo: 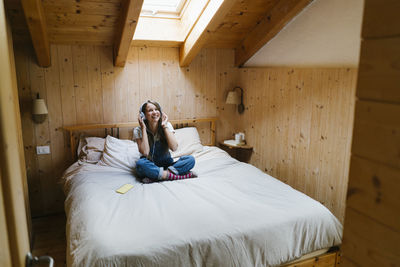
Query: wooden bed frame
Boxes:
[
  {"xmin": 282, "ymin": 249, "xmax": 340, "ymax": 267},
  {"xmin": 63, "ymin": 117, "xmax": 340, "ymax": 267}
]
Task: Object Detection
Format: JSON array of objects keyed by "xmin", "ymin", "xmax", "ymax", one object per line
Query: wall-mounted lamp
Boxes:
[
  {"xmin": 225, "ymin": 86, "xmax": 245, "ymax": 114},
  {"xmin": 32, "ymin": 94, "xmax": 48, "ymax": 123}
]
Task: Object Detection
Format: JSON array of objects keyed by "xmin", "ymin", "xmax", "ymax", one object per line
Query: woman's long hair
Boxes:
[{"xmin": 141, "ymin": 101, "xmax": 168, "ymax": 152}]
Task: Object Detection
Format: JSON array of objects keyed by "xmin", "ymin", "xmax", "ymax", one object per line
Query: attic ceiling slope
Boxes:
[
  {"xmin": 235, "ymin": 0, "xmax": 313, "ymax": 67},
  {"xmin": 5, "ymin": 0, "xmax": 313, "ymax": 68},
  {"xmin": 179, "ymin": 0, "xmax": 238, "ymax": 67},
  {"xmin": 204, "ymin": 0, "xmax": 277, "ymax": 48}
]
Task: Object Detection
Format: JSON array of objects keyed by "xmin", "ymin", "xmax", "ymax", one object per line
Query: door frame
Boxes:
[{"xmin": 0, "ymin": 1, "xmax": 31, "ymax": 266}]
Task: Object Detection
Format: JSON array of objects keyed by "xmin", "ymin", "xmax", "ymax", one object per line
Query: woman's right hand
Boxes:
[{"xmin": 138, "ymin": 113, "xmax": 146, "ymax": 129}]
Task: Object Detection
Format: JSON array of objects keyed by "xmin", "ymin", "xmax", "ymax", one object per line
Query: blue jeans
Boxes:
[{"xmin": 136, "ymin": 155, "xmax": 195, "ymax": 180}]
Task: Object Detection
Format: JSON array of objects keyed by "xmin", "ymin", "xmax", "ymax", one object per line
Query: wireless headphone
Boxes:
[{"xmin": 139, "ymin": 100, "xmax": 162, "ymax": 121}]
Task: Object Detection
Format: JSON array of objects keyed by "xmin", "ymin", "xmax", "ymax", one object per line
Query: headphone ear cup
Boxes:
[
  {"xmin": 140, "ymin": 111, "xmax": 146, "ymax": 120},
  {"xmin": 140, "ymin": 101, "xmax": 147, "ymax": 121}
]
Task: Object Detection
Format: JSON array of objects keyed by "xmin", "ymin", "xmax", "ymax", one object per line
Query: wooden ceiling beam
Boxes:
[
  {"xmin": 179, "ymin": 0, "xmax": 237, "ymax": 67},
  {"xmin": 21, "ymin": 0, "xmax": 50, "ymax": 67},
  {"xmin": 234, "ymin": 0, "xmax": 313, "ymax": 67},
  {"xmin": 113, "ymin": 0, "xmax": 143, "ymax": 67}
]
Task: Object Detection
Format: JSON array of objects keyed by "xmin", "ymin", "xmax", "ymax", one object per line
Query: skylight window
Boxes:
[{"xmin": 141, "ymin": 0, "xmax": 188, "ymax": 18}]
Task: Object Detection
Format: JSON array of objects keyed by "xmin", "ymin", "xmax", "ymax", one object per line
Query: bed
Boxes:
[{"xmin": 62, "ymin": 118, "xmax": 342, "ymax": 267}]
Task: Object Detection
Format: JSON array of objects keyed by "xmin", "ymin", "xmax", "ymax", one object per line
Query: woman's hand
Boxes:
[
  {"xmin": 161, "ymin": 113, "xmax": 168, "ymax": 128},
  {"xmin": 161, "ymin": 112, "xmax": 178, "ymax": 151},
  {"xmin": 138, "ymin": 113, "xmax": 146, "ymax": 130}
]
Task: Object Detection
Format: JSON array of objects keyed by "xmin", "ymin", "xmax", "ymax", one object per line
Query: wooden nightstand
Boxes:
[{"xmin": 219, "ymin": 142, "xmax": 253, "ymax": 162}]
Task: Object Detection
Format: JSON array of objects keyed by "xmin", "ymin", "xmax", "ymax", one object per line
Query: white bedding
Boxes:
[{"xmin": 62, "ymin": 146, "xmax": 342, "ymax": 267}]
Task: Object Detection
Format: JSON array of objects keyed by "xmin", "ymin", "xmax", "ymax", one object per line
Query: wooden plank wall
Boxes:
[
  {"xmin": 237, "ymin": 68, "xmax": 357, "ymax": 222},
  {"xmin": 14, "ymin": 45, "xmax": 237, "ymax": 217},
  {"xmin": 341, "ymin": 0, "xmax": 400, "ymax": 266}
]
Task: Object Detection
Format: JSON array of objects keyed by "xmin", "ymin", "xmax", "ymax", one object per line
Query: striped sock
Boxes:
[{"xmin": 167, "ymin": 171, "xmax": 196, "ymax": 180}]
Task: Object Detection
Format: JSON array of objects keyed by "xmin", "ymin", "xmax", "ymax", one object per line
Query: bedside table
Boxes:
[{"xmin": 219, "ymin": 142, "xmax": 253, "ymax": 162}]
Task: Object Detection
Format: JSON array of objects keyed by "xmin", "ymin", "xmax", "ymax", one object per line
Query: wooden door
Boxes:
[
  {"xmin": 341, "ymin": 0, "xmax": 400, "ymax": 265},
  {"xmin": 0, "ymin": 170, "xmax": 13, "ymax": 267},
  {"xmin": 0, "ymin": 1, "xmax": 31, "ymax": 266}
]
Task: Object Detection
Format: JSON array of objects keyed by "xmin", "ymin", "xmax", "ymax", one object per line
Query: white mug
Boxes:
[{"xmin": 235, "ymin": 132, "xmax": 245, "ymax": 144}]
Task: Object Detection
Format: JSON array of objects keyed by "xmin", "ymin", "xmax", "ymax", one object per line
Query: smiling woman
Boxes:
[{"xmin": 134, "ymin": 100, "xmax": 197, "ymax": 181}]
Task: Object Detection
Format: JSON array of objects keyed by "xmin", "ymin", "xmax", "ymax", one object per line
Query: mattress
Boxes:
[{"xmin": 62, "ymin": 146, "xmax": 342, "ymax": 267}]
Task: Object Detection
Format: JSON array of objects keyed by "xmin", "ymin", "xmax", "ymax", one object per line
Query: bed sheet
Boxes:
[{"xmin": 62, "ymin": 146, "xmax": 342, "ymax": 267}]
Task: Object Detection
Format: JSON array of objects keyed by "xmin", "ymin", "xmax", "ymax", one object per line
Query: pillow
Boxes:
[
  {"xmin": 98, "ymin": 135, "xmax": 141, "ymax": 171},
  {"xmin": 170, "ymin": 127, "xmax": 203, "ymax": 158},
  {"xmin": 78, "ymin": 137, "xmax": 105, "ymax": 164}
]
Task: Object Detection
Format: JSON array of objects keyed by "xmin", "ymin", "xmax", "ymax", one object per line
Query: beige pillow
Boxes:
[
  {"xmin": 171, "ymin": 127, "xmax": 203, "ymax": 158},
  {"xmin": 98, "ymin": 135, "xmax": 141, "ymax": 171},
  {"xmin": 78, "ymin": 137, "xmax": 105, "ymax": 164}
]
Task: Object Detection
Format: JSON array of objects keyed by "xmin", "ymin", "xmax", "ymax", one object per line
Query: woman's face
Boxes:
[{"xmin": 145, "ymin": 103, "xmax": 161, "ymax": 123}]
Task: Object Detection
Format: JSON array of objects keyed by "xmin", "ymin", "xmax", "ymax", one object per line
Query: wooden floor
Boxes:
[{"xmin": 32, "ymin": 213, "xmax": 67, "ymax": 267}]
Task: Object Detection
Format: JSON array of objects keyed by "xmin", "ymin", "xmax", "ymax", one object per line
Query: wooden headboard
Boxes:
[{"xmin": 64, "ymin": 117, "xmax": 217, "ymax": 160}]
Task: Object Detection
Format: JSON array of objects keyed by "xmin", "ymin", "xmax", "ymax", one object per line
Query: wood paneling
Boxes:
[
  {"xmin": 0, "ymin": 170, "xmax": 12, "ymax": 267},
  {"xmin": 362, "ymin": 0, "xmax": 400, "ymax": 38},
  {"xmin": 342, "ymin": 0, "xmax": 400, "ymax": 265},
  {"xmin": 342, "ymin": 208, "xmax": 400, "ymax": 266},
  {"xmin": 45, "ymin": 13, "xmax": 119, "ymax": 28},
  {"xmin": 216, "ymin": 49, "xmax": 239, "ymax": 141},
  {"xmin": 237, "ymin": 68, "xmax": 357, "ymax": 222},
  {"xmin": 357, "ymin": 38, "xmax": 400, "ymax": 104},
  {"xmin": 42, "ymin": 0, "xmax": 122, "ymax": 16},
  {"xmin": 346, "ymin": 156, "xmax": 400, "ymax": 230},
  {"xmin": 44, "ymin": 45, "xmax": 67, "ymax": 214},
  {"xmin": 205, "ymin": 0, "xmax": 277, "ymax": 48},
  {"xmin": 14, "ymin": 45, "xmax": 236, "ymax": 216},
  {"xmin": 5, "ymin": 0, "xmax": 123, "ymax": 47},
  {"xmin": 351, "ymin": 100, "xmax": 400, "ymax": 168}
]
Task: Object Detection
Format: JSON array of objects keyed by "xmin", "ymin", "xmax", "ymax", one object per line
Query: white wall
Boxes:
[{"xmin": 245, "ymin": 0, "xmax": 364, "ymax": 68}]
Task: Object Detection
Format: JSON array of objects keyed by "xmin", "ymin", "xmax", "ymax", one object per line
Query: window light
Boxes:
[{"xmin": 141, "ymin": 0, "xmax": 187, "ymax": 17}]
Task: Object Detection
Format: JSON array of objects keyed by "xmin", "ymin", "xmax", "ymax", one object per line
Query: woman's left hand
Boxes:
[
  {"xmin": 161, "ymin": 113, "xmax": 168, "ymax": 127},
  {"xmin": 161, "ymin": 112, "xmax": 178, "ymax": 151}
]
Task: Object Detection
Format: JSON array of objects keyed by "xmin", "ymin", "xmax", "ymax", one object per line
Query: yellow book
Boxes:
[{"xmin": 116, "ymin": 184, "xmax": 134, "ymax": 194}]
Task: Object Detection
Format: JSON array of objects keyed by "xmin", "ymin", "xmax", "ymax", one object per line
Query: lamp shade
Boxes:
[
  {"xmin": 33, "ymin": 99, "xmax": 48, "ymax": 115},
  {"xmin": 225, "ymin": 91, "xmax": 240, "ymax": 105}
]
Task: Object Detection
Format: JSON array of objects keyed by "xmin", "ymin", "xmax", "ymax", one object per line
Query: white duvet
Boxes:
[{"xmin": 62, "ymin": 146, "xmax": 342, "ymax": 267}]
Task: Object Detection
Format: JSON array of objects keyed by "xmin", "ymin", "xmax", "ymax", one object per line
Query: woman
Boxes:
[{"xmin": 134, "ymin": 100, "xmax": 196, "ymax": 181}]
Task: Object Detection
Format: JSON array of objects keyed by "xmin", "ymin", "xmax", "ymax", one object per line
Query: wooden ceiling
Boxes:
[
  {"xmin": 4, "ymin": 0, "xmax": 312, "ymax": 67},
  {"xmin": 5, "ymin": 0, "xmax": 123, "ymax": 45},
  {"xmin": 206, "ymin": 0, "xmax": 278, "ymax": 48}
]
